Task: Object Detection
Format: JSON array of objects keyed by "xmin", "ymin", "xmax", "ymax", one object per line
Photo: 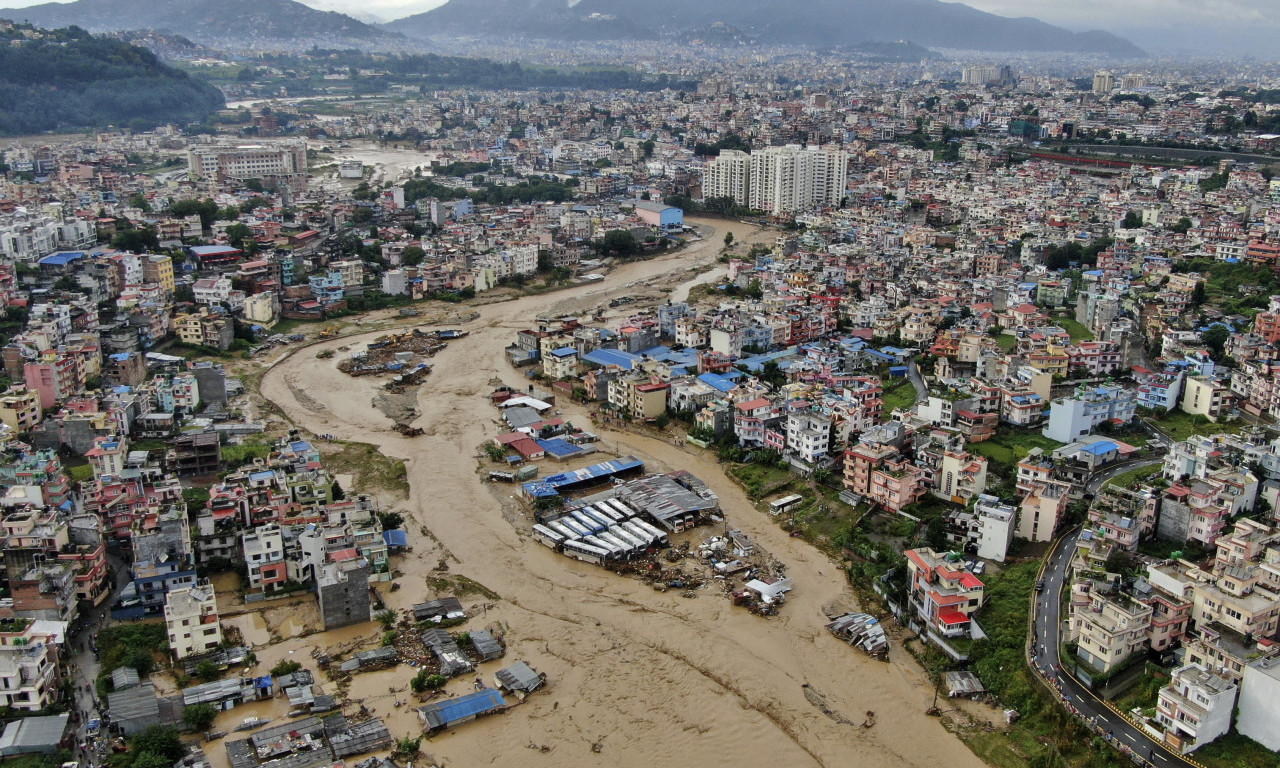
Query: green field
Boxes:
[
  {"xmin": 1053, "ymin": 317, "xmax": 1095, "ymax": 342},
  {"xmin": 971, "ymin": 429, "xmax": 1065, "ymax": 471},
  {"xmin": 995, "ymin": 334, "xmax": 1017, "ymax": 351},
  {"xmin": 1195, "ymin": 731, "xmax": 1280, "ymax": 768},
  {"xmin": 882, "ymin": 376, "xmax": 919, "ymax": 412},
  {"xmin": 1149, "ymin": 411, "xmax": 1244, "ymax": 442},
  {"xmin": 1104, "ymin": 464, "xmax": 1163, "ymax": 491}
]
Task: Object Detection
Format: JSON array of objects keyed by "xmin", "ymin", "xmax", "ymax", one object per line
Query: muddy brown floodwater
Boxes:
[{"xmin": 252, "ymin": 218, "xmax": 990, "ymax": 768}]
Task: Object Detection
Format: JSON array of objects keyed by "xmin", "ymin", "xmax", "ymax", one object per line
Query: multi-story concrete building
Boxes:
[
  {"xmin": 972, "ymin": 494, "xmax": 1016, "ymax": 562},
  {"xmin": 0, "ymin": 618, "xmax": 63, "ymax": 711},
  {"xmin": 1236, "ymin": 654, "xmax": 1280, "ymax": 751},
  {"xmin": 1155, "ymin": 663, "xmax": 1236, "ymax": 754},
  {"xmin": 187, "ymin": 141, "xmax": 308, "ymax": 189},
  {"xmin": 701, "ymin": 149, "xmax": 750, "ymax": 205},
  {"xmin": 748, "ymin": 145, "xmax": 848, "ymax": 215},
  {"xmin": 164, "ymin": 581, "xmax": 222, "ymax": 660},
  {"xmin": 1180, "ymin": 376, "xmax": 1232, "ymax": 421},
  {"xmin": 904, "ymin": 548, "xmax": 986, "ymax": 638},
  {"xmin": 1071, "ymin": 587, "xmax": 1153, "ymax": 673},
  {"xmin": 242, "ymin": 524, "xmax": 288, "ymax": 593},
  {"xmin": 1042, "ymin": 385, "xmax": 1136, "ymax": 443}
]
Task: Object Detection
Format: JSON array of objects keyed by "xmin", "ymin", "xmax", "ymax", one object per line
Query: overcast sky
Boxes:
[{"xmin": 2, "ymin": 0, "xmax": 1277, "ymax": 53}]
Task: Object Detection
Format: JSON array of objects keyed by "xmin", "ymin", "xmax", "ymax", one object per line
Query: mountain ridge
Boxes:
[
  {"xmin": 386, "ymin": 0, "xmax": 1144, "ymax": 56},
  {"xmin": 0, "ymin": 0, "xmax": 393, "ymax": 48}
]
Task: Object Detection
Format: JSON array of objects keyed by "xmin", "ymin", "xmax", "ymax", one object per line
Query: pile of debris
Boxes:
[
  {"xmin": 338, "ymin": 328, "xmax": 450, "ymax": 377},
  {"xmin": 825, "ymin": 612, "xmax": 889, "ymax": 658}
]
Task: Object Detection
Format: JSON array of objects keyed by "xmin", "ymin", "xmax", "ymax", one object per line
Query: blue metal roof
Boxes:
[
  {"xmin": 383, "ymin": 529, "xmax": 409, "ymax": 547},
  {"xmin": 581, "ymin": 349, "xmax": 640, "ymax": 370},
  {"xmin": 536, "ymin": 438, "xmax": 580, "ymax": 457},
  {"xmin": 697, "ymin": 372, "xmax": 738, "ymax": 392},
  {"xmin": 550, "ymin": 347, "xmax": 577, "ymax": 358},
  {"xmin": 1082, "ymin": 440, "xmax": 1118, "ymax": 455},
  {"xmin": 422, "ymin": 689, "xmax": 506, "ymax": 728},
  {"xmin": 38, "ymin": 251, "xmax": 85, "ymax": 266}
]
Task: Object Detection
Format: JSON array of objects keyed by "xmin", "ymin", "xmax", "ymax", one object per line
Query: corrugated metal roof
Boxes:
[{"xmin": 418, "ymin": 689, "xmax": 506, "ymax": 729}]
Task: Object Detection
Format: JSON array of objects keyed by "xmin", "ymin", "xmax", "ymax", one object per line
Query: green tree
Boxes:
[
  {"xmin": 270, "ymin": 660, "xmax": 302, "ymax": 677},
  {"xmin": 195, "ymin": 660, "xmax": 220, "ymax": 682},
  {"xmin": 131, "ymin": 726, "xmax": 185, "ymax": 762},
  {"xmin": 1121, "ymin": 210, "xmax": 1142, "ymax": 229},
  {"xmin": 600, "ymin": 229, "xmax": 638, "ymax": 255},
  {"xmin": 183, "ymin": 702, "xmax": 218, "ymax": 732},
  {"xmin": 111, "ymin": 227, "xmax": 159, "ymax": 252},
  {"xmin": 133, "ymin": 752, "xmax": 173, "ymax": 768},
  {"xmin": 401, "ymin": 245, "xmax": 425, "ymax": 267},
  {"xmin": 378, "ymin": 511, "xmax": 404, "ymax": 530},
  {"xmin": 225, "ymin": 223, "xmax": 252, "ymax": 250},
  {"xmin": 1200, "ymin": 325, "xmax": 1231, "ymax": 362},
  {"xmin": 375, "ymin": 609, "xmax": 398, "ymax": 630},
  {"xmin": 723, "ymin": 231, "xmax": 735, "ymax": 248}
]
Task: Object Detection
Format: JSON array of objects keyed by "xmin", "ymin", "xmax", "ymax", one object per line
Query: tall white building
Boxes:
[
  {"xmin": 164, "ymin": 581, "xmax": 222, "ymax": 660},
  {"xmin": 749, "ymin": 145, "xmax": 848, "ymax": 215},
  {"xmin": 186, "ymin": 141, "xmax": 308, "ymax": 188},
  {"xmin": 700, "ymin": 145, "xmax": 848, "ymax": 215},
  {"xmin": 702, "ymin": 149, "xmax": 750, "ymax": 204}
]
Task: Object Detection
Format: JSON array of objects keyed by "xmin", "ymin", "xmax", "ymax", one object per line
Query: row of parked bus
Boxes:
[{"xmin": 531, "ymin": 500, "xmax": 669, "ymax": 564}]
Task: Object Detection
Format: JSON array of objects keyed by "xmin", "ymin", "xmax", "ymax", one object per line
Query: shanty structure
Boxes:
[
  {"xmin": 945, "ymin": 671, "xmax": 986, "ymax": 698},
  {"xmin": 108, "ymin": 682, "xmax": 161, "ymax": 735},
  {"xmin": 825, "ymin": 612, "xmax": 889, "ymax": 657},
  {"xmin": 411, "ymin": 597, "xmax": 464, "ymax": 623},
  {"xmin": 421, "ymin": 628, "xmax": 473, "ymax": 677},
  {"xmin": 469, "ymin": 629, "xmax": 505, "ymax": 662},
  {"xmin": 417, "ymin": 689, "xmax": 507, "ymax": 732},
  {"xmin": 338, "ymin": 646, "xmax": 398, "ymax": 672},
  {"xmin": 494, "ymin": 661, "xmax": 546, "ymax": 694},
  {"xmin": 0, "ymin": 714, "xmax": 69, "ymax": 756}
]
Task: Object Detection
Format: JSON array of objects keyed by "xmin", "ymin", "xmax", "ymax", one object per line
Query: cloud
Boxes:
[
  {"xmin": 945, "ymin": 0, "xmax": 1271, "ymax": 29},
  {"xmin": 296, "ymin": 0, "xmax": 447, "ymax": 21}
]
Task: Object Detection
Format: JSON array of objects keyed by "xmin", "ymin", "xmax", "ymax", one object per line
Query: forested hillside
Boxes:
[{"xmin": 0, "ymin": 22, "xmax": 224, "ymax": 135}]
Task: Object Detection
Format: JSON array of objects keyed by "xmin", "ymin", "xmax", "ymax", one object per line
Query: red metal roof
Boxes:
[{"xmin": 938, "ymin": 609, "xmax": 970, "ymax": 626}]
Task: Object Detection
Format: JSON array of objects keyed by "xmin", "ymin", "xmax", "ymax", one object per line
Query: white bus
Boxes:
[
  {"xmin": 770, "ymin": 494, "xmax": 805, "ymax": 516},
  {"xmin": 548, "ymin": 520, "xmax": 582, "ymax": 541},
  {"xmin": 531, "ymin": 524, "xmax": 565, "ymax": 549},
  {"xmin": 563, "ymin": 540, "xmax": 610, "ymax": 564},
  {"xmin": 631, "ymin": 518, "xmax": 669, "ymax": 547}
]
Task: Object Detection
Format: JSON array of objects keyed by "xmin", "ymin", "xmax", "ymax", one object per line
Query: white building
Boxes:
[
  {"xmin": 702, "ymin": 149, "xmax": 751, "ymax": 206},
  {"xmin": 1155, "ymin": 663, "xmax": 1237, "ymax": 753},
  {"xmin": 1042, "ymin": 385, "xmax": 1136, "ymax": 443},
  {"xmin": 1236, "ymin": 654, "xmax": 1280, "ymax": 751},
  {"xmin": 973, "ymin": 494, "xmax": 1016, "ymax": 562},
  {"xmin": 0, "ymin": 619, "xmax": 65, "ymax": 711},
  {"xmin": 748, "ymin": 145, "xmax": 848, "ymax": 215},
  {"xmin": 164, "ymin": 581, "xmax": 222, "ymax": 660},
  {"xmin": 784, "ymin": 410, "xmax": 833, "ymax": 465},
  {"xmin": 186, "ymin": 141, "xmax": 308, "ymax": 187},
  {"xmin": 242, "ymin": 525, "xmax": 286, "ymax": 592},
  {"xmin": 192, "ymin": 276, "xmax": 234, "ymax": 307}
]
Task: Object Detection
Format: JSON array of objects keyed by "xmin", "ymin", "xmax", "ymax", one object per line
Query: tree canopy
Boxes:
[{"xmin": 0, "ymin": 23, "xmax": 223, "ymax": 135}]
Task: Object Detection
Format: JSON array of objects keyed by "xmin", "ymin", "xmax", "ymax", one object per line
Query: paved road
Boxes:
[
  {"xmin": 907, "ymin": 360, "xmax": 928, "ymax": 404},
  {"xmin": 1084, "ymin": 457, "xmax": 1165, "ymax": 496},
  {"xmin": 1032, "ymin": 530, "xmax": 1187, "ymax": 766}
]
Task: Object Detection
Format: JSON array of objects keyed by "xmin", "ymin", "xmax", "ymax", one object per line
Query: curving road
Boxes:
[{"xmin": 1032, "ymin": 530, "xmax": 1189, "ymax": 766}]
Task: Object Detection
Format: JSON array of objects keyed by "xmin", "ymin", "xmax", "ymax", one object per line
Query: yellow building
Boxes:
[
  {"xmin": 0, "ymin": 388, "xmax": 41, "ymax": 431},
  {"xmin": 143, "ymin": 254, "xmax": 175, "ymax": 293},
  {"xmin": 1181, "ymin": 376, "xmax": 1231, "ymax": 421}
]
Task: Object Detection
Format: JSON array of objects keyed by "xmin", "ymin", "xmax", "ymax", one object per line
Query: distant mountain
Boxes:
[
  {"xmin": 387, "ymin": 0, "xmax": 1144, "ymax": 57},
  {"xmin": 0, "ymin": 22, "xmax": 224, "ymax": 136},
  {"xmin": 0, "ymin": 0, "xmax": 393, "ymax": 48}
]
